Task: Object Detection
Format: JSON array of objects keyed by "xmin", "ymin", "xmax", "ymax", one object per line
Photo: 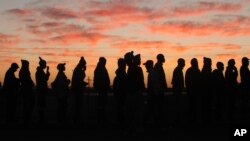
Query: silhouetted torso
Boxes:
[
  {"xmin": 36, "ymin": 67, "xmax": 49, "ymax": 91},
  {"xmin": 240, "ymin": 65, "xmax": 250, "ymax": 90},
  {"xmin": 172, "ymin": 66, "xmax": 184, "ymax": 93},
  {"xmin": 212, "ymin": 69, "xmax": 226, "ymax": 93},
  {"xmin": 154, "ymin": 62, "xmax": 167, "ymax": 92}
]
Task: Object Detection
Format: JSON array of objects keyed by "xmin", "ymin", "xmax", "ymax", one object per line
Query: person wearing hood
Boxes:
[
  {"xmin": 94, "ymin": 57, "xmax": 110, "ymax": 124},
  {"xmin": 19, "ymin": 59, "xmax": 35, "ymax": 124},
  {"xmin": 52, "ymin": 63, "xmax": 70, "ymax": 124},
  {"xmin": 72, "ymin": 57, "xmax": 88, "ymax": 124},
  {"xmin": 35, "ymin": 57, "xmax": 50, "ymax": 123}
]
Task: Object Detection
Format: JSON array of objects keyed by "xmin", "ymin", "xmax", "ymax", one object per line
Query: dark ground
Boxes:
[{"xmin": 0, "ymin": 88, "xmax": 249, "ymax": 140}]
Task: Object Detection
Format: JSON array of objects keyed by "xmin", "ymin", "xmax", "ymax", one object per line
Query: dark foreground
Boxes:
[{"xmin": 0, "ymin": 89, "xmax": 249, "ymax": 140}]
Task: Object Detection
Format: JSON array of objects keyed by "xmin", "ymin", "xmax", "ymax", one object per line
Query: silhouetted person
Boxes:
[
  {"xmin": 143, "ymin": 60, "xmax": 162, "ymax": 127},
  {"xmin": 153, "ymin": 54, "xmax": 167, "ymax": 125},
  {"xmin": 94, "ymin": 57, "xmax": 110, "ymax": 124},
  {"xmin": 72, "ymin": 57, "xmax": 88, "ymax": 124},
  {"xmin": 225, "ymin": 59, "xmax": 238, "ymax": 122},
  {"xmin": 239, "ymin": 57, "xmax": 250, "ymax": 121},
  {"xmin": 124, "ymin": 52, "xmax": 145, "ymax": 133},
  {"xmin": 185, "ymin": 58, "xmax": 201, "ymax": 122},
  {"xmin": 52, "ymin": 63, "xmax": 70, "ymax": 124},
  {"xmin": 212, "ymin": 62, "xmax": 226, "ymax": 122},
  {"xmin": 201, "ymin": 57, "xmax": 213, "ymax": 123},
  {"xmin": 36, "ymin": 57, "xmax": 50, "ymax": 123},
  {"xmin": 172, "ymin": 58, "xmax": 185, "ymax": 124},
  {"xmin": 3, "ymin": 63, "xmax": 20, "ymax": 123},
  {"xmin": 19, "ymin": 59, "xmax": 35, "ymax": 124},
  {"xmin": 113, "ymin": 58, "xmax": 127, "ymax": 125}
]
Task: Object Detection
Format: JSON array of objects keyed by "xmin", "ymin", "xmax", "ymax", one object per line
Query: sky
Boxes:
[{"xmin": 0, "ymin": 0, "xmax": 249, "ymax": 87}]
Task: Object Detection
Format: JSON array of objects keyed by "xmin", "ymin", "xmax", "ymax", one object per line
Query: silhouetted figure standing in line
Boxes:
[
  {"xmin": 185, "ymin": 58, "xmax": 201, "ymax": 122},
  {"xmin": 153, "ymin": 54, "xmax": 167, "ymax": 125},
  {"xmin": 94, "ymin": 57, "xmax": 110, "ymax": 124},
  {"xmin": 172, "ymin": 58, "xmax": 185, "ymax": 124},
  {"xmin": 239, "ymin": 57, "xmax": 250, "ymax": 121},
  {"xmin": 124, "ymin": 52, "xmax": 145, "ymax": 133},
  {"xmin": 212, "ymin": 62, "xmax": 226, "ymax": 122},
  {"xmin": 201, "ymin": 57, "xmax": 213, "ymax": 123},
  {"xmin": 3, "ymin": 63, "xmax": 20, "ymax": 124},
  {"xmin": 52, "ymin": 63, "xmax": 70, "ymax": 124},
  {"xmin": 19, "ymin": 60, "xmax": 35, "ymax": 124},
  {"xmin": 113, "ymin": 58, "xmax": 127, "ymax": 126},
  {"xmin": 36, "ymin": 57, "xmax": 50, "ymax": 123},
  {"xmin": 225, "ymin": 59, "xmax": 238, "ymax": 122},
  {"xmin": 72, "ymin": 57, "xmax": 88, "ymax": 124},
  {"xmin": 143, "ymin": 60, "xmax": 162, "ymax": 127}
]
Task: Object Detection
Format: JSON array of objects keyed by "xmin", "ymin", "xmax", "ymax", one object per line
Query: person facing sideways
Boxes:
[
  {"xmin": 3, "ymin": 63, "xmax": 20, "ymax": 123},
  {"xmin": 171, "ymin": 58, "xmax": 185, "ymax": 124},
  {"xmin": 225, "ymin": 59, "xmax": 238, "ymax": 122},
  {"xmin": 239, "ymin": 57, "xmax": 250, "ymax": 120},
  {"xmin": 212, "ymin": 62, "xmax": 226, "ymax": 122},
  {"xmin": 143, "ymin": 60, "xmax": 163, "ymax": 127},
  {"xmin": 94, "ymin": 57, "xmax": 110, "ymax": 124},
  {"xmin": 35, "ymin": 57, "xmax": 50, "ymax": 123},
  {"xmin": 185, "ymin": 58, "xmax": 201, "ymax": 122},
  {"xmin": 113, "ymin": 58, "xmax": 127, "ymax": 125},
  {"xmin": 154, "ymin": 54, "xmax": 167, "ymax": 94},
  {"xmin": 19, "ymin": 59, "xmax": 35, "ymax": 124},
  {"xmin": 71, "ymin": 57, "xmax": 88, "ymax": 124},
  {"xmin": 52, "ymin": 63, "xmax": 70, "ymax": 124}
]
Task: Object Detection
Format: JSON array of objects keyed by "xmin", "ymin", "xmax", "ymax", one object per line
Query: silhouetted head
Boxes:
[
  {"xmin": 203, "ymin": 57, "xmax": 212, "ymax": 66},
  {"xmin": 216, "ymin": 62, "xmax": 224, "ymax": 71},
  {"xmin": 99, "ymin": 57, "xmax": 106, "ymax": 66},
  {"xmin": 157, "ymin": 54, "xmax": 165, "ymax": 63},
  {"xmin": 228, "ymin": 59, "xmax": 235, "ymax": 67},
  {"xmin": 177, "ymin": 58, "xmax": 185, "ymax": 68},
  {"xmin": 242, "ymin": 57, "xmax": 249, "ymax": 66},
  {"xmin": 191, "ymin": 58, "xmax": 198, "ymax": 68},
  {"xmin": 57, "ymin": 63, "xmax": 66, "ymax": 71},
  {"xmin": 124, "ymin": 51, "xmax": 134, "ymax": 66},
  {"xmin": 39, "ymin": 57, "xmax": 47, "ymax": 69},
  {"xmin": 143, "ymin": 60, "xmax": 154, "ymax": 72},
  {"xmin": 78, "ymin": 57, "xmax": 86, "ymax": 67},
  {"xmin": 21, "ymin": 59, "xmax": 29, "ymax": 68},
  {"xmin": 133, "ymin": 54, "xmax": 141, "ymax": 65},
  {"xmin": 10, "ymin": 63, "xmax": 19, "ymax": 72},
  {"xmin": 118, "ymin": 58, "xmax": 126, "ymax": 70}
]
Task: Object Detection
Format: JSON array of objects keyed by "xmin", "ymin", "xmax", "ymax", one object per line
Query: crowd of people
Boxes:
[{"xmin": 0, "ymin": 51, "xmax": 250, "ymax": 131}]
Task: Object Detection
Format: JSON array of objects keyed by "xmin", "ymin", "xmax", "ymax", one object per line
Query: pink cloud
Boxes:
[
  {"xmin": 147, "ymin": 15, "xmax": 250, "ymax": 37},
  {"xmin": 41, "ymin": 7, "xmax": 80, "ymax": 20},
  {"xmin": 6, "ymin": 8, "xmax": 32, "ymax": 16},
  {"xmin": 49, "ymin": 32, "xmax": 114, "ymax": 46},
  {"xmin": 172, "ymin": 2, "xmax": 242, "ymax": 17}
]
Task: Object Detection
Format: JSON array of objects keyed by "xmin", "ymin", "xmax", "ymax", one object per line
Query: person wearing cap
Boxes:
[
  {"xmin": 72, "ymin": 57, "xmax": 88, "ymax": 124},
  {"xmin": 3, "ymin": 63, "xmax": 20, "ymax": 123},
  {"xmin": 35, "ymin": 57, "xmax": 50, "ymax": 123},
  {"xmin": 19, "ymin": 59, "xmax": 35, "ymax": 124},
  {"xmin": 52, "ymin": 63, "xmax": 70, "ymax": 124},
  {"xmin": 225, "ymin": 59, "xmax": 238, "ymax": 122},
  {"xmin": 171, "ymin": 58, "xmax": 185, "ymax": 124},
  {"xmin": 240, "ymin": 57, "xmax": 250, "ymax": 120}
]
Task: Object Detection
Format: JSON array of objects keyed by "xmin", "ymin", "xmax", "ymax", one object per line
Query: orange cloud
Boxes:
[{"xmin": 0, "ymin": 33, "xmax": 20, "ymax": 47}]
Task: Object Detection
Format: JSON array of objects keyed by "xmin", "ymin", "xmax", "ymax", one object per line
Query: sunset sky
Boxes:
[{"xmin": 0, "ymin": 0, "xmax": 249, "ymax": 87}]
